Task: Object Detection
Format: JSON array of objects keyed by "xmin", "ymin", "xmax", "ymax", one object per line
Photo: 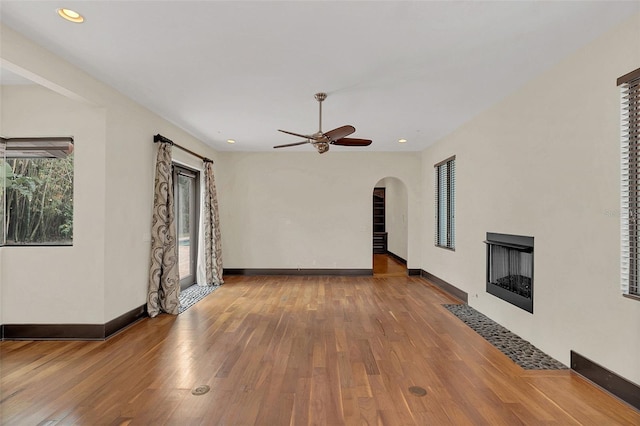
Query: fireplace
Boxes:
[{"xmin": 485, "ymin": 232, "xmax": 534, "ymax": 313}]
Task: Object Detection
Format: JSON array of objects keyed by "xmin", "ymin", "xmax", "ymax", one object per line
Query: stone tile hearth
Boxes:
[{"xmin": 443, "ymin": 304, "xmax": 567, "ymax": 370}]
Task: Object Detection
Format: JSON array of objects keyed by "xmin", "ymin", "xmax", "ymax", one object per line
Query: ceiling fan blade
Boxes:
[
  {"xmin": 278, "ymin": 129, "xmax": 314, "ymax": 139},
  {"xmin": 323, "ymin": 125, "xmax": 355, "ymax": 142},
  {"xmin": 331, "ymin": 137, "xmax": 372, "ymax": 147},
  {"xmin": 273, "ymin": 140, "xmax": 310, "ymax": 149}
]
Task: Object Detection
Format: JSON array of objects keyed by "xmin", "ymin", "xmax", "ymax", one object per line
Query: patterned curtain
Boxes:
[
  {"xmin": 202, "ymin": 160, "xmax": 224, "ymax": 285},
  {"xmin": 147, "ymin": 142, "xmax": 180, "ymax": 317}
]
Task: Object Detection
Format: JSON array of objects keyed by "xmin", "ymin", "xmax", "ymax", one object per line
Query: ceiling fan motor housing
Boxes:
[{"xmin": 315, "ymin": 142, "xmax": 330, "ymax": 154}]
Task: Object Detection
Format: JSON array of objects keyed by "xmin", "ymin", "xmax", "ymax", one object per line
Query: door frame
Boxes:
[{"xmin": 173, "ymin": 163, "xmax": 200, "ymax": 290}]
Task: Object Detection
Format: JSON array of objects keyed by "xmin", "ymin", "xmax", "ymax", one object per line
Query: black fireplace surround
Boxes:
[{"xmin": 485, "ymin": 232, "xmax": 534, "ymax": 313}]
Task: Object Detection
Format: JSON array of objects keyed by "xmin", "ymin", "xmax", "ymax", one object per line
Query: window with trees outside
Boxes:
[
  {"xmin": 435, "ymin": 156, "xmax": 455, "ymax": 250},
  {"xmin": 0, "ymin": 137, "xmax": 74, "ymax": 246}
]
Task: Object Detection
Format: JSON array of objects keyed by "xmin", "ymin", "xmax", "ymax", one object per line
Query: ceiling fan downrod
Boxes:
[{"xmin": 315, "ymin": 92, "xmax": 327, "ymax": 133}]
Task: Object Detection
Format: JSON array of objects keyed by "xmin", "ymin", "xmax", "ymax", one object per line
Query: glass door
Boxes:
[
  {"xmin": 173, "ymin": 164, "xmax": 199, "ymax": 290},
  {"xmin": 0, "ymin": 139, "xmax": 5, "ymax": 246}
]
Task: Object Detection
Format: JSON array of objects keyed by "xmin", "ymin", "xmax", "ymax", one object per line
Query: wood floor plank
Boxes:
[{"xmin": 2, "ymin": 274, "xmax": 639, "ymax": 425}]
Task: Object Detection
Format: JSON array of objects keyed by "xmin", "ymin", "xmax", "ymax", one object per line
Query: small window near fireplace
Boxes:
[
  {"xmin": 619, "ymin": 67, "xmax": 640, "ymax": 300},
  {"xmin": 485, "ymin": 233, "xmax": 534, "ymax": 313},
  {"xmin": 435, "ymin": 156, "xmax": 455, "ymax": 250}
]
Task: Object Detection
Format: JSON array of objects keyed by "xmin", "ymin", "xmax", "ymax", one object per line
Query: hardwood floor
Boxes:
[
  {"xmin": 373, "ymin": 254, "xmax": 407, "ymax": 277},
  {"xmin": 2, "ymin": 275, "xmax": 638, "ymax": 425}
]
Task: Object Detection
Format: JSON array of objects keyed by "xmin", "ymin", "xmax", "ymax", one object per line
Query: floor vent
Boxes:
[
  {"xmin": 191, "ymin": 385, "xmax": 211, "ymax": 396},
  {"xmin": 408, "ymin": 386, "xmax": 427, "ymax": 396}
]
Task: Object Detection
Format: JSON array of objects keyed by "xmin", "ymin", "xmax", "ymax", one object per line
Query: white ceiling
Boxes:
[{"xmin": 1, "ymin": 1, "xmax": 638, "ymax": 152}]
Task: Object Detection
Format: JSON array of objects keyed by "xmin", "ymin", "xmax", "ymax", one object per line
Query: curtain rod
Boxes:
[
  {"xmin": 1, "ymin": 136, "xmax": 74, "ymax": 143},
  {"xmin": 153, "ymin": 134, "xmax": 212, "ymax": 163}
]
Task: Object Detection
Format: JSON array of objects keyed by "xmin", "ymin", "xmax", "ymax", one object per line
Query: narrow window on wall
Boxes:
[
  {"xmin": 435, "ymin": 156, "xmax": 455, "ymax": 250},
  {"xmin": 619, "ymin": 67, "xmax": 640, "ymax": 299},
  {"xmin": 1, "ymin": 137, "xmax": 74, "ymax": 246}
]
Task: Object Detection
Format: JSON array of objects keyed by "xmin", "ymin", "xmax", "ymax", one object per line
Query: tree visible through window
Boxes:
[
  {"xmin": 435, "ymin": 156, "xmax": 455, "ymax": 250},
  {"xmin": 619, "ymin": 67, "xmax": 640, "ymax": 298},
  {"xmin": 1, "ymin": 137, "xmax": 74, "ymax": 246}
]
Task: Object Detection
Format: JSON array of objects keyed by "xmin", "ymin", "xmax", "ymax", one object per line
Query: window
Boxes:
[
  {"xmin": 1, "ymin": 137, "xmax": 74, "ymax": 246},
  {"xmin": 620, "ymin": 67, "xmax": 640, "ymax": 298},
  {"xmin": 435, "ymin": 156, "xmax": 455, "ymax": 250}
]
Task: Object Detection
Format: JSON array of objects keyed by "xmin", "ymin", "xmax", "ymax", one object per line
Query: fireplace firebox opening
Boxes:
[{"xmin": 485, "ymin": 232, "xmax": 534, "ymax": 313}]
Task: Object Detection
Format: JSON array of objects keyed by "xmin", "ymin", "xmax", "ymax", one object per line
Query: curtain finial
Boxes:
[{"xmin": 154, "ymin": 134, "xmax": 174, "ymax": 145}]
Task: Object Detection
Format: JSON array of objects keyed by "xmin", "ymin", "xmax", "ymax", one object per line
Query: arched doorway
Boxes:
[{"xmin": 372, "ymin": 177, "xmax": 408, "ymax": 276}]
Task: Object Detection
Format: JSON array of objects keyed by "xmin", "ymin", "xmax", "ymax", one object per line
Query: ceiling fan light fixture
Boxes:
[
  {"xmin": 57, "ymin": 8, "xmax": 84, "ymax": 23},
  {"xmin": 315, "ymin": 142, "xmax": 330, "ymax": 154}
]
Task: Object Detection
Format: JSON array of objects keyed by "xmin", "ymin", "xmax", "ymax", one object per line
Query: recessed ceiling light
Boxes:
[
  {"xmin": 57, "ymin": 8, "xmax": 84, "ymax": 23},
  {"xmin": 398, "ymin": 139, "xmax": 407, "ymax": 143},
  {"xmin": 227, "ymin": 139, "xmax": 236, "ymax": 144}
]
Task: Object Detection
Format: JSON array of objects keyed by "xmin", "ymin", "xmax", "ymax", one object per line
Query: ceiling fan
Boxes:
[{"xmin": 274, "ymin": 92, "xmax": 372, "ymax": 154}]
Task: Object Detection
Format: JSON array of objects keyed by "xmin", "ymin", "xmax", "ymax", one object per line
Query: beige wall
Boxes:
[
  {"xmin": 216, "ymin": 152, "xmax": 421, "ymax": 270},
  {"xmin": 377, "ymin": 177, "xmax": 409, "ymax": 261},
  {"xmin": 421, "ymin": 14, "xmax": 640, "ymax": 384},
  {"xmin": 1, "ymin": 85, "xmax": 107, "ymax": 323},
  {"xmin": 0, "ymin": 25, "xmax": 218, "ymax": 324},
  {"xmin": 385, "ymin": 177, "xmax": 409, "ymax": 261},
  {"xmin": 101, "ymin": 100, "xmax": 219, "ymax": 321}
]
